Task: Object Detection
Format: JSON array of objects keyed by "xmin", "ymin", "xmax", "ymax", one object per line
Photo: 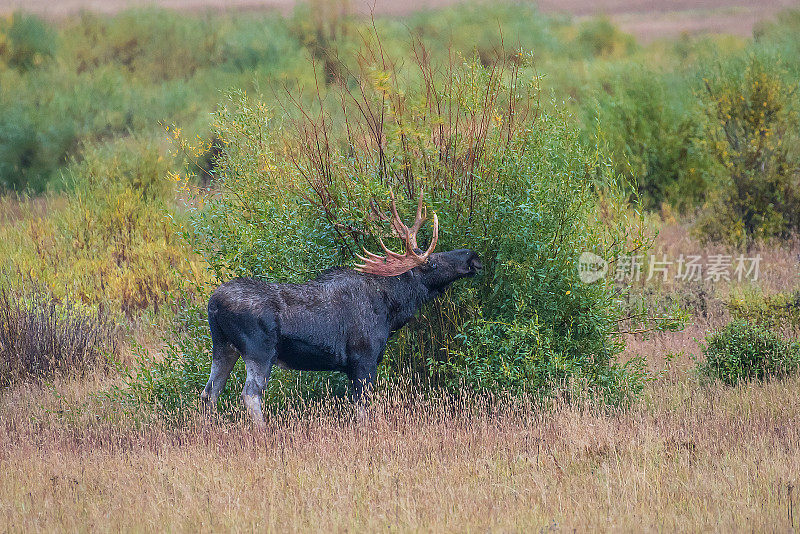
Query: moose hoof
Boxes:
[
  {"xmin": 243, "ymin": 394, "xmax": 266, "ymax": 428},
  {"xmin": 200, "ymin": 392, "xmax": 214, "ymax": 414},
  {"xmin": 355, "ymin": 404, "xmax": 370, "ymax": 424}
]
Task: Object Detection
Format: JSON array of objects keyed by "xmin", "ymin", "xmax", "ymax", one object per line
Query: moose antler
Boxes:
[{"xmin": 355, "ymin": 189, "xmax": 439, "ymax": 277}]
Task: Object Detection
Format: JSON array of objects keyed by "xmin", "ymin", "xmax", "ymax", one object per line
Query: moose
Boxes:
[{"xmin": 200, "ymin": 190, "xmax": 482, "ymax": 425}]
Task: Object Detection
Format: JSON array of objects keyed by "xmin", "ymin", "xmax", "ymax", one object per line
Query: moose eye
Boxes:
[{"xmin": 421, "ymin": 259, "xmax": 437, "ymax": 271}]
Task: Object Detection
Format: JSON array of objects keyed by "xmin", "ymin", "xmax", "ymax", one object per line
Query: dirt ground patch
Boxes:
[{"xmin": 0, "ymin": 0, "xmax": 797, "ymax": 41}]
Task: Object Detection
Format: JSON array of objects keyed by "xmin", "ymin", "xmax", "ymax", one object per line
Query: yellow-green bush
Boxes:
[
  {"xmin": 694, "ymin": 52, "xmax": 800, "ymax": 244},
  {"xmin": 574, "ymin": 17, "xmax": 635, "ymax": 58},
  {"xmin": 728, "ymin": 287, "xmax": 800, "ymax": 337},
  {"xmin": 0, "ymin": 140, "xmax": 207, "ymax": 318}
]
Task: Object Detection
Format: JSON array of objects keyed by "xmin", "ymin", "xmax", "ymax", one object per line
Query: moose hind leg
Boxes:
[{"xmin": 201, "ymin": 342, "xmax": 239, "ymax": 413}]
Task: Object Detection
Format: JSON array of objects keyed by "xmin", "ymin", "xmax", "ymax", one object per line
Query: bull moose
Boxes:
[{"xmin": 200, "ymin": 190, "xmax": 482, "ymax": 425}]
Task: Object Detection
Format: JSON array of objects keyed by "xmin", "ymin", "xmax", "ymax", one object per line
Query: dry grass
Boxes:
[
  {"xmin": 0, "ymin": 277, "xmax": 119, "ymax": 387},
  {"xmin": 1, "ymin": 367, "xmax": 799, "ymax": 532},
  {"xmin": 618, "ymin": 220, "xmax": 800, "ymax": 383},
  {"xmin": 649, "ymin": 221, "xmax": 800, "ymax": 298},
  {"xmin": 621, "ymin": 220, "xmax": 800, "ymax": 353}
]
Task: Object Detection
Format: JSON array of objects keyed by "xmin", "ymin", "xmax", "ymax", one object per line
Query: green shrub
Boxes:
[
  {"xmin": 218, "ymin": 16, "xmax": 304, "ymax": 75},
  {"xmin": 728, "ymin": 288, "xmax": 800, "ymax": 337},
  {"xmin": 753, "ymin": 9, "xmax": 800, "ymax": 77},
  {"xmin": 63, "ymin": 9, "xmax": 219, "ymax": 82},
  {"xmin": 0, "ymin": 105, "xmax": 69, "ymax": 192},
  {"xmin": 1, "ymin": 12, "xmax": 56, "ymax": 71},
  {"xmin": 0, "ymin": 8, "xmax": 318, "ymax": 193},
  {"xmin": 122, "ymin": 38, "xmax": 669, "ymax": 415},
  {"xmin": 574, "ymin": 17, "xmax": 635, "ymax": 58},
  {"xmin": 694, "ymin": 52, "xmax": 800, "ymax": 244},
  {"xmin": 587, "ymin": 64, "xmax": 711, "ymax": 210},
  {"xmin": 288, "ymin": 0, "xmax": 355, "ymax": 83},
  {"xmin": 0, "ymin": 63, "xmax": 136, "ymax": 192},
  {"xmin": 700, "ymin": 320, "xmax": 800, "ymax": 385},
  {"xmin": 406, "ymin": 3, "xmax": 567, "ymax": 65}
]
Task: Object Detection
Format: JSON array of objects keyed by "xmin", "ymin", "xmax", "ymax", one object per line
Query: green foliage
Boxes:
[
  {"xmin": 573, "ymin": 14, "xmax": 800, "ymax": 226},
  {"xmin": 0, "ymin": 12, "xmax": 56, "ymax": 71},
  {"xmin": 0, "ymin": 102, "xmax": 72, "ymax": 191},
  {"xmin": 0, "ymin": 8, "xmax": 312, "ymax": 193},
  {"xmin": 699, "ymin": 320, "xmax": 800, "ymax": 385},
  {"xmin": 64, "ymin": 9, "xmax": 218, "ymax": 82},
  {"xmin": 437, "ymin": 314, "xmax": 652, "ymax": 405},
  {"xmin": 574, "ymin": 17, "xmax": 635, "ymax": 58},
  {"xmin": 2, "ymin": 1, "xmax": 800, "ymax": 237},
  {"xmin": 753, "ymin": 9, "xmax": 800, "ymax": 77},
  {"xmin": 217, "ymin": 16, "xmax": 304, "ymax": 75},
  {"xmin": 0, "ymin": 139, "xmax": 207, "ymax": 317},
  {"xmin": 406, "ymin": 2, "xmax": 567, "ymax": 64},
  {"xmin": 728, "ymin": 287, "xmax": 800, "ymax": 337},
  {"xmin": 694, "ymin": 52, "xmax": 800, "ymax": 244},
  {"xmin": 588, "ymin": 64, "xmax": 710, "ymax": 210},
  {"xmin": 288, "ymin": 0, "xmax": 354, "ymax": 82}
]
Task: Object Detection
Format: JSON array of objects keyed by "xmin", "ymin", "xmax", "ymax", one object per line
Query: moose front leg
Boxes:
[
  {"xmin": 348, "ymin": 356, "xmax": 378, "ymax": 401},
  {"xmin": 242, "ymin": 356, "xmax": 273, "ymax": 428},
  {"xmin": 348, "ymin": 358, "xmax": 377, "ymax": 424}
]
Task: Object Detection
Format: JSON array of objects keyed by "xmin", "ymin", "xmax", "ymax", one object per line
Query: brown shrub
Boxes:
[{"xmin": 0, "ymin": 276, "xmax": 118, "ymax": 387}]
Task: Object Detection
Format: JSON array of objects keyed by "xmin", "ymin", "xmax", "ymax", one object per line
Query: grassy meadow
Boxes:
[{"xmin": 1, "ymin": 1, "xmax": 800, "ymax": 531}]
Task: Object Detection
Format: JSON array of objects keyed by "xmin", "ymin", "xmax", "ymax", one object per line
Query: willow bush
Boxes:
[
  {"xmin": 586, "ymin": 63, "xmax": 711, "ymax": 212},
  {"xmin": 127, "ymin": 39, "xmax": 669, "ymax": 414}
]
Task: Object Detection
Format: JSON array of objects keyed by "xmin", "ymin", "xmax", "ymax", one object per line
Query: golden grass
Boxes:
[{"xmin": 1, "ymin": 364, "xmax": 798, "ymax": 532}]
